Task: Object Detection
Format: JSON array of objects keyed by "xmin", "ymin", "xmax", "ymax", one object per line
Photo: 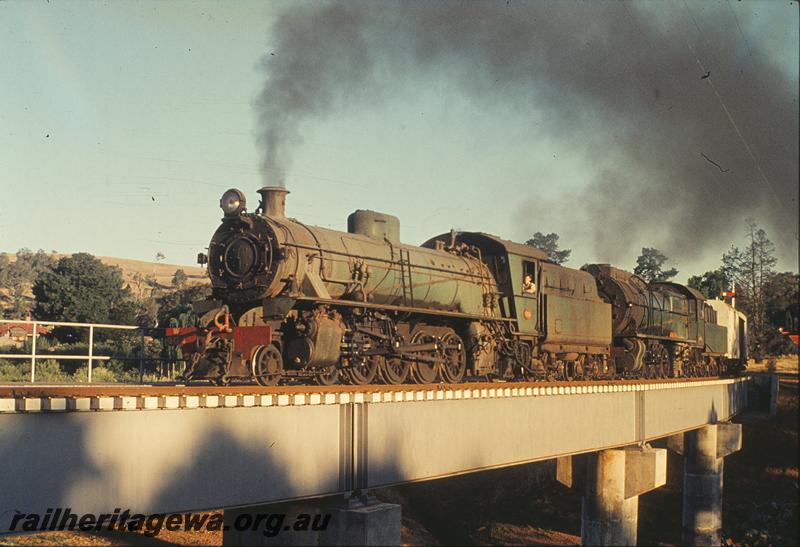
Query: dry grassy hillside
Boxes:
[
  {"xmin": 93, "ymin": 256, "xmax": 207, "ymax": 296},
  {"xmin": 2, "ymin": 253, "xmax": 207, "ymax": 301}
]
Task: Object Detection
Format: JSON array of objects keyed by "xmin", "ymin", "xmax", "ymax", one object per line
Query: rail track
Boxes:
[{"xmin": 0, "ymin": 375, "xmax": 733, "ymax": 400}]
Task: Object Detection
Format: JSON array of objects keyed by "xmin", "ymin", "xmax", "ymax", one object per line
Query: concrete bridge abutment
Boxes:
[
  {"xmin": 557, "ymin": 445, "xmax": 667, "ymax": 545},
  {"xmin": 667, "ymin": 422, "xmax": 742, "ymax": 546}
]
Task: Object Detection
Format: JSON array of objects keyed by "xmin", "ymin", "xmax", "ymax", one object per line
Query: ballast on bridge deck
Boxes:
[{"xmin": 0, "ymin": 376, "xmax": 750, "ymax": 531}]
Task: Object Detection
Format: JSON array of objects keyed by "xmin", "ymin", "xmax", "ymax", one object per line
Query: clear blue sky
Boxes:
[{"xmin": 1, "ymin": 1, "xmax": 797, "ymax": 280}]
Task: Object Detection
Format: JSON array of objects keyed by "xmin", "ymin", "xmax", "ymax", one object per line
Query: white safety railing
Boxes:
[{"xmin": 0, "ymin": 319, "xmax": 146, "ymax": 383}]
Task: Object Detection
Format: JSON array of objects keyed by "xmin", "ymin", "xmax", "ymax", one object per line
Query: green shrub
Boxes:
[
  {"xmin": 34, "ymin": 360, "xmax": 72, "ymax": 382},
  {"xmin": 0, "ymin": 361, "xmax": 29, "ymax": 382},
  {"xmin": 72, "ymin": 364, "xmax": 120, "ymax": 383}
]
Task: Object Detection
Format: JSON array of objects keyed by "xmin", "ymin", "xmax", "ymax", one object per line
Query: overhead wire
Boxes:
[
  {"xmin": 678, "ymin": 0, "xmax": 781, "ymax": 209},
  {"xmin": 618, "ymin": 0, "xmax": 731, "ymax": 201}
]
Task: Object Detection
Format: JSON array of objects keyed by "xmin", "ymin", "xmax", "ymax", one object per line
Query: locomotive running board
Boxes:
[
  {"xmin": 630, "ymin": 333, "xmax": 699, "ymax": 344},
  {"xmin": 293, "ymin": 296, "xmax": 514, "ymax": 322}
]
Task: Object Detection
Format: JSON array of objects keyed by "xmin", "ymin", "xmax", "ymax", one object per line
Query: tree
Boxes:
[
  {"xmin": 16, "ymin": 249, "xmax": 58, "ymax": 278},
  {"xmin": 0, "ymin": 249, "xmax": 57, "ymax": 318},
  {"xmin": 721, "ymin": 219, "xmax": 779, "ymax": 356},
  {"xmin": 156, "ymin": 284, "xmax": 211, "ymax": 328},
  {"xmin": 171, "ymin": 269, "xmax": 188, "ymax": 288},
  {"xmin": 525, "ymin": 232, "xmax": 571, "ymax": 264},
  {"xmin": 32, "ymin": 253, "xmax": 136, "ymax": 341},
  {"xmin": 0, "ymin": 253, "xmax": 11, "ymax": 284},
  {"xmin": 0, "ymin": 253, "xmax": 13, "ymax": 317},
  {"xmin": 764, "ymin": 271, "xmax": 799, "ymax": 331},
  {"xmin": 135, "ymin": 297, "xmax": 160, "ymax": 328},
  {"xmin": 633, "ymin": 247, "xmax": 678, "ymax": 282},
  {"xmin": 687, "ymin": 268, "xmax": 729, "ymax": 299}
]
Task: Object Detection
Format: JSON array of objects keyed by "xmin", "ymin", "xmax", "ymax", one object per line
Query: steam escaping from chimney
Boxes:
[
  {"xmin": 256, "ymin": 4, "xmax": 379, "ymax": 186},
  {"xmin": 256, "ymin": 1, "xmax": 798, "ymax": 263}
]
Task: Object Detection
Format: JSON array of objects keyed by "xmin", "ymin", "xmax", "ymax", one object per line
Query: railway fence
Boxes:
[{"xmin": 0, "ymin": 319, "xmax": 185, "ymax": 383}]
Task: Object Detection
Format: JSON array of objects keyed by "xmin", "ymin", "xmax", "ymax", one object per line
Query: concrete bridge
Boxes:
[{"xmin": 0, "ymin": 375, "xmax": 775, "ymax": 545}]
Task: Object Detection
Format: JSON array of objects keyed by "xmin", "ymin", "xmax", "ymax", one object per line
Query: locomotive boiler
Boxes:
[{"xmin": 182, "ymin": 186, "xmax": 507, "ymax": 385}]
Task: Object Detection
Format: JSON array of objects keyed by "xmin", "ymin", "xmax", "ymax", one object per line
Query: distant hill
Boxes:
[
  {"xmin": 3, "ymin": 253, "xmax": 208, "ymax": 301},
  {"xmin": 93, "ymin": 256, "xmax": 207, "ymax": 293}
]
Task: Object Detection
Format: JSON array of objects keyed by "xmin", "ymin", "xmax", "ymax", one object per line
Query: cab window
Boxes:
[{"xmin": 521, "ymin": 261, "xmax": 536, "ymax": 295}]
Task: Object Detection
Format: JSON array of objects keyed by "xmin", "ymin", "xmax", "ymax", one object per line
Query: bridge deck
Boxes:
[
  {"xmin": 0, "ymin": 376, "xmax": 738, "ymax": 411},
  {"xmin": 0, "ymin": 377, "xmax": 750, "ymax": 530}
]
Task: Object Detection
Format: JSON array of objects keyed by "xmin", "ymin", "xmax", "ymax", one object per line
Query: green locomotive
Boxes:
[
  {"xmin": 172, "ymin": 187, "xmax": 742, "ymax": 386},
  {"xmin": 582, "ymin": 265, "xmax": 744, "ymax": 378}
]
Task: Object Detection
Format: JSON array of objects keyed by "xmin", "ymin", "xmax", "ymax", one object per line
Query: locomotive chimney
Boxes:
[{"xmin": 257, "ymin": 186, "xmax": 289, "ymax": 218}]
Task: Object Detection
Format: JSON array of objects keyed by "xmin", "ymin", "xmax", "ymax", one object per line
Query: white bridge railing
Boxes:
[{"xmin": 0, "ymin": 319, "xmax": 151, "ymax": 383}]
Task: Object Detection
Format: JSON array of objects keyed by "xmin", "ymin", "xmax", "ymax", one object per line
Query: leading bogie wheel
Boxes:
[
  {"xmin": 251, "ymin": 344, "xmax": 284, "ymax": 386},
  {"xmin": 315, "ymin": 367, "xmax": 340, "ymax": 386}
]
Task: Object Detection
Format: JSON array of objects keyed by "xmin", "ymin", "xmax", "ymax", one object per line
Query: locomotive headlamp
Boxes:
[{"xmin": 220, "ymin": 188, "xmax": 246, "ymax": 217}]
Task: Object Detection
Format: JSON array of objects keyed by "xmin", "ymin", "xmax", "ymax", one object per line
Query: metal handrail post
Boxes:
[
  {"xmin": 31, "ymin": 321, "xmax": 37, "ymax": 383},
  {"xmin": 88, "ymin": 325, "xmax": 94, "ymax": 383},
  {"xmin": 139, "ymin": 330, "xmax": 145, "ymax": 383}
]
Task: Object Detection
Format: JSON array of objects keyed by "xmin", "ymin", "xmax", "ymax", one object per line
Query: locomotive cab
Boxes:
[{"xmin": 422, "ymin": 232, "xmax": 547, "ymax": 334}]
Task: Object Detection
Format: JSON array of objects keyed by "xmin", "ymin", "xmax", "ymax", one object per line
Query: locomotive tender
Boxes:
[{"xmin": 172, "ymin": 187, "xmax": 746, "ymax": 386}]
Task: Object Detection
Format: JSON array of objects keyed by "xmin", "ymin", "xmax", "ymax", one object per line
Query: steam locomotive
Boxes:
[{"xmin": 170, "ymin": 187, "xmax": 747, "ymax": 386}]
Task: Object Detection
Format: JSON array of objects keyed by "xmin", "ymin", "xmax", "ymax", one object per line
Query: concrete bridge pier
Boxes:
[
  {"xmin": 668, "ymin": 423, "xmax": 742, "ymax": 546},
  {"xmin": 558, "ymin": 445, "xmax": 667, "ymax": 545},
  {"xmin": 223, "ymin": 494, "xmax": 401, "ymax": 546}
]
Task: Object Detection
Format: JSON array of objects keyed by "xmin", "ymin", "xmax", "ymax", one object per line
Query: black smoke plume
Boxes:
[{"xmin": 256, "ymin": 1, "xmax": 798, "ymax": 265}]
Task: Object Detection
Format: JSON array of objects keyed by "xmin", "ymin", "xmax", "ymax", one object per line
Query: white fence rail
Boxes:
[{"xmin": 0, "ymin": 319, "xmax": 149, "ymax": 383}]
